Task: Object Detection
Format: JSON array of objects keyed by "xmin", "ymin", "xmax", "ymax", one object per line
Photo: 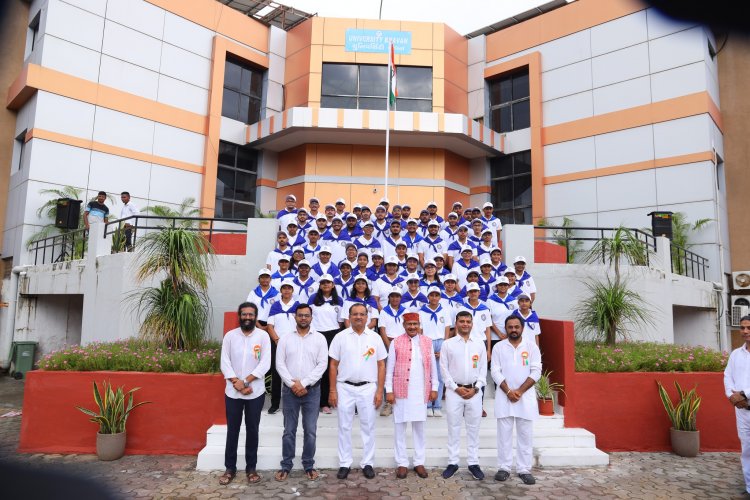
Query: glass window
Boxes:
[
  {"xmin": 321, "ymin": 63, "xmax": 432, "ymax": 111},
  {"xmin": 222, "ymin": 57, "xmax": 263, "ymax": 124},
  {"xmin": 488, "ymin": 68, "xmax": 530, "ymax": 133},
  {"xmin": 216, "ymin": 141, "xmax": 258, "ymax": 218},
  {"xmin": 490, "ymin": 150, "xmax": 532, "ymax": 225}
]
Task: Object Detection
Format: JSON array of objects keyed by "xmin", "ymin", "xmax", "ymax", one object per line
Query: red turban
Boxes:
[{"xmin": 402, "ymin": 312, "xmax": 420, "ymax": 323}]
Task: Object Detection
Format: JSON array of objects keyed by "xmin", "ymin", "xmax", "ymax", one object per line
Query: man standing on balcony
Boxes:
[
  {"xmin": 219, "ymin": 302, "xmax": 271, "ymax": 486},
  {"xmin": 119, "ymin": 191, "xmax": 139, "ymax": 251},
  {"xmin": 492, "ymin": 315, "xmax": 541, "ymax": 486},
  {"xmin": 724, "ymin": 315, "xmax": 750, "ymax": 498},
  {"xmin": 84, "ymin": 191, "xmax": 109, "ymax": 230}
]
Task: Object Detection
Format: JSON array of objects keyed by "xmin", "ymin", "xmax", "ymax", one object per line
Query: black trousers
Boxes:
[
  {"xmin": 319, "ymin": 329, "xmax": 341, "ymax": 408},
  {"xmin": 224, "ymin": 394, "xmax": 265, "ymax": 472},
  {"xmin": 269, "ymin": 340, "xmax": 281, "ymax": 408}
]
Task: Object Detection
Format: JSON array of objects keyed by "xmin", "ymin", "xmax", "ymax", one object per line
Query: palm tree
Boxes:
[
  {"xmin": 583, "ymin": 226, "xmax": 649, "ymax": 289},
  {"xmin": 143, "ymin": 197, "xmax": 200, "ymax": 228},
  {"xmin": 669, "ymin": 212, "xmax": 712, "ymax": 275}
]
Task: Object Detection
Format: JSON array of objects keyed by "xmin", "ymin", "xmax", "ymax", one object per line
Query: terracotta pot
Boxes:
[
  {"xmin": 96, "ymin": 431, "xmax": 126, "ymax": 461},
  {"xmin": 670, "ymin": 428, "xmax": 700, "ymax": 457},
  {"xmin": 538, "ymin": 398, "xmax": 554, "ymax": 416}
]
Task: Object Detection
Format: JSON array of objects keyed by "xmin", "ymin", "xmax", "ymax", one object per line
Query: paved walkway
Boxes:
[{"xmin": 0, "ymin": 376, "xmax": 746, "ymax": 499}]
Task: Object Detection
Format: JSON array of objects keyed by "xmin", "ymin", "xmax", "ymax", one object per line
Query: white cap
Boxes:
[
  {"xmin": 427, "ymin": 220, "xmax": 440, "ymax": 227},
  {"xmin": 354, "ymin": 203, "xmax": 362, "ymax": 209},
  {"xmin": 297, "ymin": 259, "xmax": 311, "ymax": 267},
  {"xmin": 372, "ymin": 249, "xmax": 384, "ymax": 257},
  {"xmin": 496, "ymin": 276, "xmax": 510, "ymax": 285},
  {"xmin": 388, "ymin": 286, "xmax": 402, "ymax": 296},
  {"xmin": 286, "ymin": 221, "xmax": 299, "ymax": 227},
  {"xmin": 375, "ymin": 205, "xmax": 386, "ymax": 212},
  {"xmin": 309, "ymin": 197, "xmax": 319, "ymax": 203},
  {"xmin": 427, "ymin": 201, "xmax": 437, "ymax": 207},
  {"xmin": 406, "ymin": 273, "xmax": 421, "ymax": 282},
  {"xmin": 466, "ymin": 268, "xmax": 480, "ymax": 276},
  {"xmin": 406, "ymin": 218, "xmax": 418, "ymax": 225},
  {"xmin": 279, "ymin": 279, "xmax": 294, "ymax": 288},
  {"xmin": 346, "ymin": 213, "xmax": 358, "ymax": 219},
  {"xmin": 426, "ymin": 286, "xmax": 441, "ymax": 295},
  {"xmin": 453, "ymin": 201, "xmax": 463, "ymax": 207},
  {"xmin": 362, "ymin": 220, "xmax": 374, "ymax": 227},
  {"xmin": 482, "ymin": 228, "xmax": 493, "ymax": 235},
  {"xmin": 457, "ymin": 224, "xmax": 469, "ymax": 231},
  {"xmin": 306, "ymin": 227, "xmax": 320, "ymax": 234},
  {"xmin": 258, "ymin": 268, "xmax": 271, "ymax": 277},
  {"xmin": 353, "ymin": 274, "xmax": 369, "ymax": 283},
  {"xmin": 379, "ymin": 197, "xmax": 390, "ymax": 203},
  {"xmin": 361, "ymin": 205, "xmax": 371, "ymax": 211},
  {"xmin": 285, "ymin": 194, "xmax": 297, "ymax": 201},
  {"xmin": 336, "ymin": 198, "xmax": 346, "ymax": 204},
  {"xmin": 490, "ymin": 246, "xmax": 502, "ymax": 253},
  {"xmin": 402, "ymin": 204, "xmax": 411, "ymax": 209},
  {"xmin": 483, "ymin": 202, "xmax": 493, "ymax": 209},
  {"xmin": 277, "ymin": 254, "xmax": 290, "ymax": 261},
  {"xmin": 385, "ymin": 256, "xmax": 399, "ymax": 265},
  {"xmin": 297, "ymin": 207, "xmax": 308, "ymax": 213},
  {"xmin": 517, "ymin": 293, "xmax": 531, "ymax": 300},
  {"xmin": 292, "ymin": 246, "xmax": 305, "ymax": 253},
  {"xmin": 460, "ymin": 244, "xmax": 474, "ymax": 253},
  {"xmin": 465, "ymin": 282, "xmax": 480, "ymax": 292},
  {"xmin": 395, "ymin": 241, "xmax": 407, "ymax": 247},
  {"xmin": 443, "ymin": 274, "xmax": 457, "ymax": 282},
  {"xmin": 448, "ymin": 212, "xmax": 458, "ymax": 218},
  {"xmin": 316, "ymin": 214, "xmax": 327, "ymax": 221},
  {"xmin": 514, "ymin": 256, "xmax": 527, "ymax": 264},
  {"xmin": 324, "ymin": 203, "xmax": 335, "ymax": 209},
  {"xmin": 318, "ymin": 273, "xmax": 334, "ymax": 282},
  {"xmin": 423, "ymin": 259, "xmax": 436, "ymax": 267},
  {"xmin": 406, "ymin": 252, "xmax": 419, "ymax": 261},
  {"xmin": 332, "ymin": 215, "xmax": 343, "ymax": 222},
  {"xmin": 319, "ymin": 245, "xmax": 332, "ymax": 254},
  {"xmin": 479, "ymin": 256, "xmax": 492, "ymax": 266},
  {"xmin": 338, "ymin": 260, "xmax": 353, "ymax": 268}
]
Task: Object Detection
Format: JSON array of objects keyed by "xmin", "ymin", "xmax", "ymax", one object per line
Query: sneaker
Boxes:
[
  {"xmin": 519, "ymin": 473, "xmax": 536, "ymax": 485},
  {"xmin": 494, "ymin": 470, "xmax": 510, "ymax": 481},
  {"xmin": 442, "ymin": 464, "xmax": 459, "ymax": 479},
  {"xmin": 268, "ymin": 406, "xmax": 280, "ymax": 415},
  {"xmin": 427, "ymin": 407, "xmax": 434, "ymax": 417},
  {"xmin": 321, "ymin": 406, "xmax": 332, "ymax": 414},
  {"xmin": 468, "ymin": 464, "xmax": 484, "ymax": 480},
  {"xmin": 432, "ymin": 409, "xmax": 442, "ymax": 417},
  {"xmin": 380, "ymin": 402, "xmax": 393, "ymax": 417}
]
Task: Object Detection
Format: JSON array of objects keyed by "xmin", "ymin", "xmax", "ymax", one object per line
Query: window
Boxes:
[
  {"xmin": 488, "ymin": 69, "xmax": 530, "ymax": 133},
  {"xmin": 28, "ymin": 12, "xmax": 41, "ymax": 54},
  {"xmin": 490, "ymin": 150, "xmax": 531, "ymax": 224},
  {"xmin": 15, "ymin": 130, "xmax": 26, "ymax": 171},
  {"xmin": 321, "ymin": 63, "xmax": 432, "ymax": 111},
  {"xmin": 222, "ymin": 57, "xmax": 263, "ymax": 124},
  {"xmin": 215, "ymin": 141, "xmax": 258, "ymax": 219}
]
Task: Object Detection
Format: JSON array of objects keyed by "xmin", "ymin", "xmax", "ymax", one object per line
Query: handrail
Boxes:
[
  {"xmin": 28, "ymin": 228, "xmax": 89, "ymax": 265},
  {"xmin": 670, "ymin": 242, "xmax": 710, "ymax": 281}
]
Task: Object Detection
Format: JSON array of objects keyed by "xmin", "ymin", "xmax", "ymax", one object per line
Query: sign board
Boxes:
[{"xmin": 345, "ymin": 29, "xmax": 412, "ymax": 54}]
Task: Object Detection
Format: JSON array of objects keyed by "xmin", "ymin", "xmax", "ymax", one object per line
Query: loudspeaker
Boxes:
[
  {"xmin": 648, "ymin": 211, "xmax": 673, "ymax": 240},
  {"xmin": 54, "ymin": 198, "xmax": 83, "ymax": 229}
]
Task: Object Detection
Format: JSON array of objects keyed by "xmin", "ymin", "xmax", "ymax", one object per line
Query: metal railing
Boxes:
[
  {"xmin": 533, "ymin": 225, "xmax": 656, "ymax": 266},
  {"xmin": 29, "ymin": 227, "xmax": 89, "ymax": 265},
  {"xmin": 670, "ymin": 242, "xmax": 709, "ymax": 281},
  {"xmin": 104, "ymin": 215, "xmax": 248, "ymax": 252}
]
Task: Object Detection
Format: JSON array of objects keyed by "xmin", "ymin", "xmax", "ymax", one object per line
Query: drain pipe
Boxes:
[{"xmin": 0, "ymin": 266, "xmax": 29, "ymax": 370}]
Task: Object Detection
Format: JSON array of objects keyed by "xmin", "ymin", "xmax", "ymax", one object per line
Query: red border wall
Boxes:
[
  {"xmin": 534, "ymin": 241, "xmax": 567, "ymax": 264},
  {"xmin": 19, "ymin": 371, "xmax": 226, "ymax": 455},
  {"xmin": 210, "ymin": 234, "xmax": 246, "ymax": 255}
]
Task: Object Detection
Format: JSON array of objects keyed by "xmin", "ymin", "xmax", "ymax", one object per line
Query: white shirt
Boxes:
[
  {"xmin": 220, "ymin": 328, "xmax": 271, "ymax": 400},
  {"xmin": 418, "ymin": 305, "xmax": 453, "ymax": 340},
  {"xmin": 340, "ymin": 298, "xmax": 380, "ymax": 322},
  {"xmin": 487, "ymin": 294, "xmax": 518, "ymax": 339},
  {"xmin": 246, "ymin": 286, "xmax": 278, "ymax": 322},
  {"xmin": 517, "ymin": 273, "xmax": 537, "ymax": 295},
  {"xmin": 458, "ymin": 302, "xmax": 493, "ymax": 344},
  {"xmin": 266, "ymin": 299, "xmax": 298, "ymax": 339},
  {"xmin": 516, "ymin": 309, "xmax": 542, "ymax": 343},
  {"xmin": 439, "ymin": 334, "xmax": 487, "ymax": 391},
  {"xmin": 266, "ymin": 248, "xmax": 293, "ymax": 273},
  {"xmin": 309, "ymin": 297, "xmax": 343, "ymax": 332},
  {"xmin": 491, "ymin": 338, "xmax": 541, "ymax": 419},
  {"xmin": 725, "ymin": 344, "xmax": 750, "ymax": 398},
  {"xmin": 276, "ymin": 328, "xmax": 329, "ymax": 388},
  {"xmin": 329, "ymin": 327, "xmax": 387, "ymax": 383},
  {"xmin": 482, "ymin": 216, "xmax": 502, "ymax": 245},
  {"xmin": 120, "ymin": 201, "xmax": 139, "ymax": 219},
  {"xmin": 418, "ymin": 236, "xmax": 448, "ymax": 262},
  {"xmin": 385, "ymin": 334, "xmax": 439, "ymax": 424},
  {"xmin": 374, "ymin": 275, "xmax": 406, "ymax": 308},
  {"xmin": 379, "ymin": 306, "xmax": 406, "ymax": 339}
]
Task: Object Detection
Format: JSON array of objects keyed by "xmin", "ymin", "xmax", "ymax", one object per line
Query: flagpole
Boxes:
[{"xmin": 384, "ymin": 43, "xmax": 391, "ymax": 201}]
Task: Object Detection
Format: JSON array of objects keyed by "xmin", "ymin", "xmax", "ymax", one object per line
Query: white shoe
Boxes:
[{"xmin": 432, "ymin": 409, "xmax": 442, "ymax": 417}]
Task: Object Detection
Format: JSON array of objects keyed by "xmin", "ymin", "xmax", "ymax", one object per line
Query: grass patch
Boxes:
[
  {"xmin": 38, "ymin": 339, "xmax": 221, "ymax": 374},
  {"xmin": 575, "ymin": 341, "xmax": 728, "ymax": 373}
]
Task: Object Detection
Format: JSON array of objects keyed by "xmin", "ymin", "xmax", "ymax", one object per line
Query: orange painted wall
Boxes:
[{"xmin": 443, "ymin": 25, "xmax": 468, "ymax": 115}]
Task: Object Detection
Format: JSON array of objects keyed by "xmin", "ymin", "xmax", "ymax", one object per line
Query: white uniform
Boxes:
[
  {"xmin": 266, "ymin": 248, "xmax": 293, "ymax": 273},
  {"xmin": 379, "ymin": 305, "xmax": 406, "ymax": 339},
  {"xmin": 458, "ymin": 302, "xmax": 493, "ymax": 345},
  {"xmin": 491, "ymin": 338, "xmax": 541, "ymax": 474},
  {"xmin": 385, "ymin": 334, "xmax": 439, "ymax": 467},
  {"xmin": 725, "ymin": 344, "xmax": 750, "ymax": 494},
  {"xmin": 481, "ymin": 216, "xmax": 502, "ymax": 245},
  {"xmin": 439, "ymin": 335, "xmax": 487, "ymax": 466},
  {"xmin": 487, "ymin": 294, "xmax": 518, "ymax": 339},
  {"xmin": 514, "ymin": 310, "xmax": 541, "ymax": 344},
  {"xmin": 329, "ymin": 328, "xmax": 387, "ymax": 468}
]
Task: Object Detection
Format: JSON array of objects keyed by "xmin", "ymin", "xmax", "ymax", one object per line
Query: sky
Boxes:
[{"xmin": 280, "ymin": 0, "xmax": 556, "ymax": 36}]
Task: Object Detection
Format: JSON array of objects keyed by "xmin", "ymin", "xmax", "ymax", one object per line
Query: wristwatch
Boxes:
[{"xmin": 244, "ymin": 380, "xmax": 251, "ymax": 388}]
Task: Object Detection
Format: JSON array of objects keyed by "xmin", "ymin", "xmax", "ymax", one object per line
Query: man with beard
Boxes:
[
  {"xmin": 491, "ymin": 315, "xmax": 541, "ymax": 485},
  {"xmin": 219, "ymin": 302, "xmax": 272, "ymax": 485}
]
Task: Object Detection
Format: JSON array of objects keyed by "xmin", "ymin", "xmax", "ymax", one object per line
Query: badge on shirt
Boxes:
[
  {"xmin": 529, "ymin": 323, "xmax": 536, "ymax": 330},
  {"xmin": 253, "ymin": 345, "xmax": 261, "ymax": 360},
  {"xmin": 334, "ymin": 306, "xmax": 340, "ymax": 314},
  {"xmin": 481, "ymin": 314, "xmax": 486, "ymax": 321},
  {"xmin": 270, "ymin": 298, "xmax": 276, "ymax": 305},
  {"xmin": 472, "ymin": 354, "xmax": 479, "ymax": 369},
  {"xmin": 521, "ymin": 351, "xmax": 529, "ymax": 366},
  {"xmin": 439, "ymin": 317, "xmax": 445, "ymax": 324},
  {"xmin": 364, "ymin": 347, "xmax": 375, "ymax": 361},
  {"xmin": 436, "ymin": 244, "xmax": 442, "ymax": 250}
]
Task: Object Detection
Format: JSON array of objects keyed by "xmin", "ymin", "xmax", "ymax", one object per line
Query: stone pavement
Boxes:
[{"xmin": 0, "ymin": 376, "xmax": 747, "ymax": 499}]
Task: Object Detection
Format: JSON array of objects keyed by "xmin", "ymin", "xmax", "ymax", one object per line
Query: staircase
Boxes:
[{"xmin": 196, "ymin": 402, "xmax": 609, "ymax": 470}]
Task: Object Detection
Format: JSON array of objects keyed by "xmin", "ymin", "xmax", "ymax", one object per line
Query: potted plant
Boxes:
[
  {"xmin": 535, "ymin": 370, "xmax": 564, "ymax": 416},
  {"xmin": 656, "ymin": 380, "xmax": 701, "ymax": 457},
  {"xmin": 76, "ymin": 381, "xmax": 151, "ymax": 461}
]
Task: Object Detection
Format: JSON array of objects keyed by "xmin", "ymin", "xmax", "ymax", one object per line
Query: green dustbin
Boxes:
[{"xmin": 10, "ymin": 341, "xmax": 37, "ymax": 380}]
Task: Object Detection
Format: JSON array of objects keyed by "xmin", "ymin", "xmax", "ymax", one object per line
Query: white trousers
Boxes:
[
  {"xmin": 445, "ymin": 389, "xmax": 482, "ymax": 465},
  {"xmin": 497, "ymin": 416, "xmax": 534, "ymax": 474},
  {"xmin": 394, "ymin": 421, "xmax": 425, "ymax": 467},
  {"xmin": 336, "ymin": 382, "xmax": 377, "ymax": 468},
  {"xmin": 738, "ymin": 409, "xmax": 750, "ymax": 493}
]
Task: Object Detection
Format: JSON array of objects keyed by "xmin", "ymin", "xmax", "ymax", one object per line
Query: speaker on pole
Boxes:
[{"xmin": 54, "ymin": 198, "xmax": 83, "ymax": 229}]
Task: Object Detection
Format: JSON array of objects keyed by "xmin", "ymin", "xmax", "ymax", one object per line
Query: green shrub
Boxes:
[
  {"xmin": 38, "ymin": 339, "xmax": 221, "ymax": 374},
  {"xmin": 575, "ymin": 341, "xmax": 728, "ymax": 373}
]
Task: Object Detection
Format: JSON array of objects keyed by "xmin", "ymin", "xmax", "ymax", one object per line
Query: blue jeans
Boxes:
[
  {"xmin": 224, "ymin": 394, "xmax": 265, "ymax": 472},
  {"xmin": 281, "ymin": 384, "xmax": 321, "ymax": 471},
  {"xmin": 427, "ymin": 338, "xmax": 444, "ymax": 410}
]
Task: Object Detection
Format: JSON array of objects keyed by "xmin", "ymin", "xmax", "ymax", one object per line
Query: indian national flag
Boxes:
[{"xmin": 389, "ymin": 43, "xmax": 398, "ymax": 107}]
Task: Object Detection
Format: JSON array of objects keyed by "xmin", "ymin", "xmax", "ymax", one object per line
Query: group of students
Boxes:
[{"xmin": 216, "ymin": 195, "xmax": 549, "ymax": 485}]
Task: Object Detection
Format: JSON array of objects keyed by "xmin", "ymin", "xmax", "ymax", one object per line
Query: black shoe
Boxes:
[
  {"xmin": 519, "ymin": 473, "xmax": 536, "ymax": 485},
  {"xmin": 336, "ymin": 467, "xmax": 350, "ymax": 479},
  {"xmin": 494, "ymin": 470, "xmax": 510, "ymax": 481},
  {"xmin": 268, "ymin": 406, "xmax": 280, "ymax": 415},
  {"xmin": 468, "ymin": 464, "xmax": 484, "ymax": 480},
  {"xmin": 442, "ymin": 464, "xmax": 459, "ymax": 479},
  {"xmin": 362, "ymin": 465, "xmax": 375, "ymax": 479}
]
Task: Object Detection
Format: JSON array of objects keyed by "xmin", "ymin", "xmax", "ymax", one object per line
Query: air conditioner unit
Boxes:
[
  {"xmin": 731, "ymin": 295, "xmax": 750, "ymax": 327},
  {"xmin": 733, "ymin": 271, "xmax": 750, "ymax": 290}
]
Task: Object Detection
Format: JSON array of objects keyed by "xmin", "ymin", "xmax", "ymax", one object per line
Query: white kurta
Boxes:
[
  {"xmin": 491, "ymin": 338, "xmax": 542, "ymax": 420},
  {"xmin": 385, "ymin": 335, "xmax": 438, "ymax": 424}
]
